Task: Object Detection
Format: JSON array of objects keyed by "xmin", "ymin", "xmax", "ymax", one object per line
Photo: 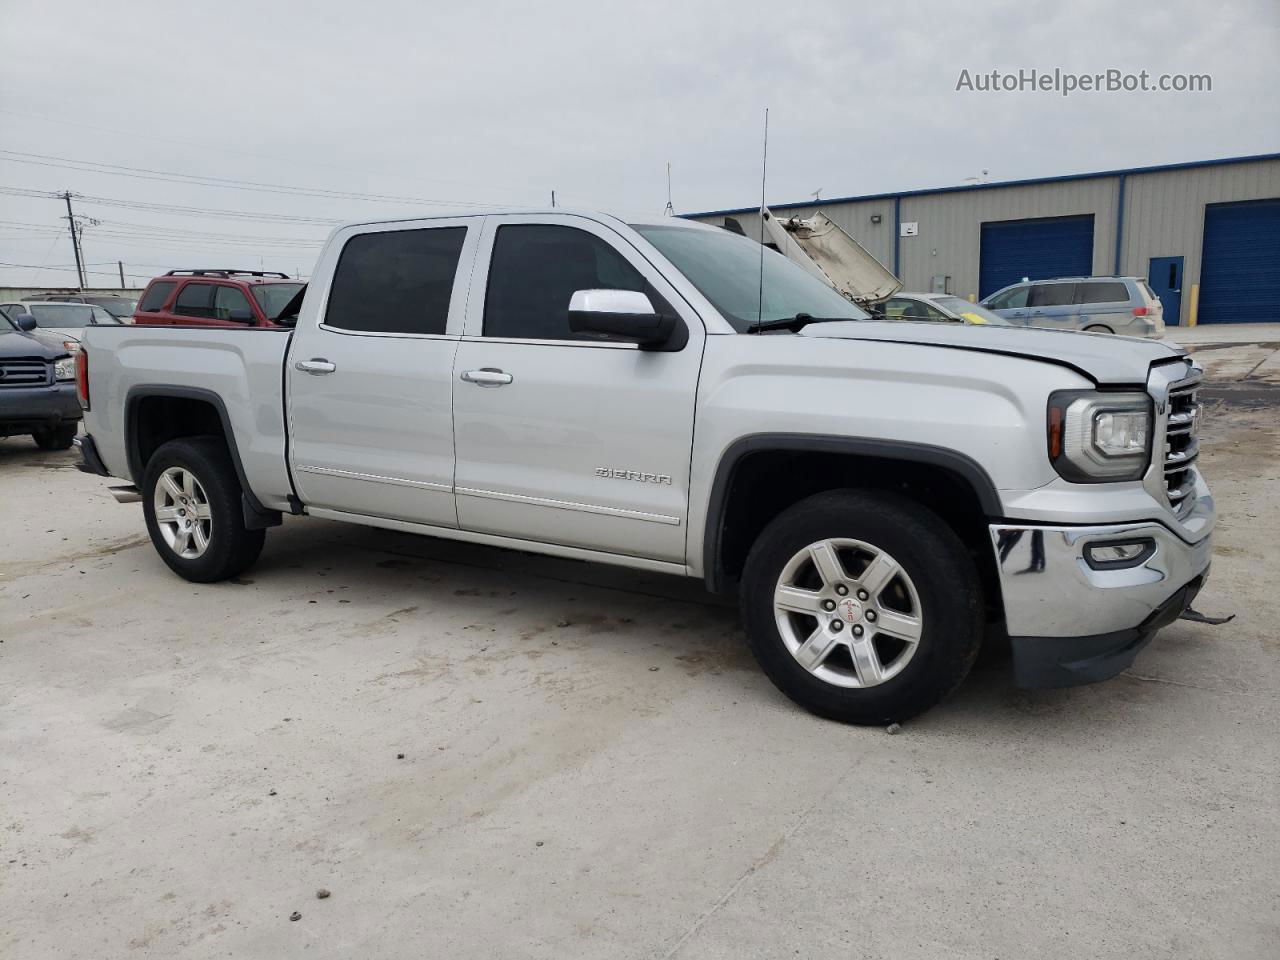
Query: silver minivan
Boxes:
[{"xmin": 981, "ymin": 277, "xmax": 1166, "ymax": 337}]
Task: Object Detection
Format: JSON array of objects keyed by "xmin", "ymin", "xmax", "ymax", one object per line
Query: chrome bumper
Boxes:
[
  {"xmin": 991, "ymin": 518, "xmax": 1213, "ymax": 687},
  {"xmin": 990, "ymin": 519, "xmax": 1213, "ymax": 639}
]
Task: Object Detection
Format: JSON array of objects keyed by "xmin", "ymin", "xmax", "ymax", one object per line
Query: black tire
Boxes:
[
  {"xmin": 142, "ymin": 437, "xmax": 265, "ymax": 583},
  {"xmin": 1084, "ymin": 324, "xmax": 1115, "ymax": 334},
  {"xmin": 740, "ymin": 490, "xmax": 983, "ymax": 725},
  {"xmin": 33, "ymin": 422, "xmax": 78, "ymax": 450}
]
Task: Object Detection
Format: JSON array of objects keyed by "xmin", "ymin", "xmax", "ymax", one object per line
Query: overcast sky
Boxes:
[{"xmin": 2, "ymin": 0, "xmax": 1277, "ymax": 289}]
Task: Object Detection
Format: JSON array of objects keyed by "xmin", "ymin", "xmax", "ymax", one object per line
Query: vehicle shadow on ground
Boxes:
[
  {"xmin": 205, "ymin": 514, "xmax": 1165, "ymax": 735},
  {"xmin": 0, "ymin": 436, "xmax": 82, "ymax": 470}
]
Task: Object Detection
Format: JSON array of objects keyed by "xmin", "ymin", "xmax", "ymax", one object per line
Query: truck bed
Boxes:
[{"xmin": 79, "ymin": 326, "xmax": 297, "ymax": 512}]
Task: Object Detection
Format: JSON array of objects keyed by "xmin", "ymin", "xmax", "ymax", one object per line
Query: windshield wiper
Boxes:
[{"xmin": 745, "ymin": 313, "xmax": 849, "ymax": 334}]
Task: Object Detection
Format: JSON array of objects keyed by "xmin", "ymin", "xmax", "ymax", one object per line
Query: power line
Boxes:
[
  {"xmin": 0, "ymin": 185, "xmax": 344, "ymax": 225},
  {"xmin": 0, "ymin": 149, "xmax": 517, "ymax": 208},
  {"xmin": 0, "ymin": 107, "xmax": 512, "ymax": 196},
  {"xmin": 0, "ymin": 219, "xmax": 323, "ymax": 247},
  {"xmin": 0, "ymin": 258, "xmax": 150, "ymax": 279}
]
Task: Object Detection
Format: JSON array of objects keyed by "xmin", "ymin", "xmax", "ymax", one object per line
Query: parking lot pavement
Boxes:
[
  {"xmin": 2, "ymin": 391, "xmax": 1278, "ymax": 960},
  {"xmin": 1166, "ymin": 323, "xmax": 1280, "ymax": 385}
]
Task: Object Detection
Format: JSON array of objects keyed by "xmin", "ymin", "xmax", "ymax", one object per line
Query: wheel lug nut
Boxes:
[
  {"xmin": 865, "ymin": 610, "xmax": 877, "ymax": 622},
  {"xmin": 852, "ymin": 625, "xmax": 864, "ymax": 637},
  {"xmin": 830, "ymin": 620, "xmax": 843, "ymax": 632},
  {"xmin": 822, "ymin": 600, "xmax": 836, "ymax": 611},
  {"xmin": 857, "ymin": 589, "xmax": 869, "ymax": 601},
  {"xmin": 835, "ymin": 584, "xmax": 849, "ymax": 596}
]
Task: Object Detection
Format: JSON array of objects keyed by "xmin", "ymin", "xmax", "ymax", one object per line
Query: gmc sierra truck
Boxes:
[{"xmin": 75, "ymin": 210, "xmax": 1215, "ymax": 724}]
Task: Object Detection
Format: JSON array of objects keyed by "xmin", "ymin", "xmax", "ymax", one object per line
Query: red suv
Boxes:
[{"xmin": 133, "ymin": 270, "xmax": 306, "ymax": 327}]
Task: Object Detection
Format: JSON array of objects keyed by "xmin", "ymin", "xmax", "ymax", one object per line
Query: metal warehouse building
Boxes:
[{"xmin": 688, "ymin": 152, "xmax": 1280, "ymax": 325}]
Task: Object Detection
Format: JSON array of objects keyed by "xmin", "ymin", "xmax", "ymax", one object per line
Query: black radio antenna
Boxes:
[{"xmin": 756, "ymin": 107, "xmax": 769, "ymax": 325}]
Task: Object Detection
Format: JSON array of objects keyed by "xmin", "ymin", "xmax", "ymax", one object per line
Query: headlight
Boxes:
[
  {"xmin": 54, "ymin": 355, "xmax": 77, "ymax": 382},
  {"xmin": 1047, "ymin": 390, "xmax": 1151, "ymax": 482}
]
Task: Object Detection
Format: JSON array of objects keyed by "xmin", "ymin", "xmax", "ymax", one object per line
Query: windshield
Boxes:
[
  {"xmin": 28, "ymin": 304, "xmax": 97, "ymax": 327},
  {"xmin": 88, "ymin": 298, "xmax": 137, "ymax": 318},
  {"xmin": 932, "ymin": 297, "xmax": 1012, "ymax": 325},
  {"xmin": 632, "ymin": 224, "xmax": 869, "ymax": 331},
  {"xmin": 250, "ymin": 282, "xmax": 305, "ymax": 320}
]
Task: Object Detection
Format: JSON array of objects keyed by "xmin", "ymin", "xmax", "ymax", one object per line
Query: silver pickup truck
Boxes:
[{"xmin": 76, "ymin": 210, "xmax": 1214, "ymax": 724}]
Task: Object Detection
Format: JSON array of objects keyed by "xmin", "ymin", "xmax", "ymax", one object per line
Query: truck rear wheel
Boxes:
[
  {"xmin": 142, "ymin": 437, "xmax": 265, "ymax": 583},
  {"xmin": 740, "ymin": 490, "xmax": 982, "ymax": 724}
]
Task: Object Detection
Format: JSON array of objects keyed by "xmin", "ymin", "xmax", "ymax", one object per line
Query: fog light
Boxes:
[{"xmin": 1085, "ymin": 538, "xmax": 1155, "ymax": 570}]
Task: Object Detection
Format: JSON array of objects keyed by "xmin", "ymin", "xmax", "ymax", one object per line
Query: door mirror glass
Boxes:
[
  {"xmin": 15, "ymin": 312, "xmax": 37, "ymax": 331},
  {"xmin": 567, "ymin": 289, "xmax": 676, "ymax": 348},
  {"xmin": 227, "ymin": 307, "xmax": 255, "ymax": 323}
]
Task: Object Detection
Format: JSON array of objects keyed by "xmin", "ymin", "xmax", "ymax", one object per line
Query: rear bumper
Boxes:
[
  {"xmin": 0, "ymin": 383, "xmax": 81, "ymax": 435},
  {"xmin": 990, "ymin": 519, "xmax": 1214, "ymax": 688},
  {"xmin": 74, "ymin": 433, "xmax": 110, "ymax": 476}
]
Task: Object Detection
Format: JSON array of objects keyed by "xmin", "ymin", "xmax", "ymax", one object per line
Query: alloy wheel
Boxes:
[
  {"xmin": 773, "ymin": 538, "xmax": 924, "ymax": 688},
  {"xmin": 153, "ymin": 466, "xmax": 213, "ymax": 559}
]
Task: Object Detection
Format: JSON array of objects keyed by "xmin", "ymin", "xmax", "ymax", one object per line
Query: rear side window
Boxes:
[
  {"xmin": 1029, "ymin": 283, "xmax": 1076, "ymax": 307},
  {"xmin": 139, "ymin": 281, "xmax": 177, "ymax": 312},
  {"xmin": 213, "ymin": 286, "xmax": 255, "ymax": 321},
  {"xmin": 173, "ymin": 282, "xmax": 217, "ymax": 318},
  {"xmin": 484, "ymin": 224, "xmax": 646, "ymax": 340},
  {"xmin": 325, "ymin": 227, "xmax": 466, "ymax": 335},
  {"xmin": 1075, "ymin": 281, "xmax": 1129, "ymax": 304}
]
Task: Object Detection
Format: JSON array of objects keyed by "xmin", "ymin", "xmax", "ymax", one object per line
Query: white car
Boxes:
[
  {"xmin": 0, "ymin": 300, "xmax": 123, "ymax": 349},
  {"xmin": 75, "ymin": 209, "xmax": 1214, "ymax": 725},
  {"xmin": 877, "ymin": 293, "xmax": 1012, "ymax": 326}
]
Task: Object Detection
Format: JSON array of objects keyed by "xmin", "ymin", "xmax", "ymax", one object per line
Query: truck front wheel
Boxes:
[
  {"xmin": 142, "ymin": 437, "xmax": 265, "ymax": 583},
  {"xmin": 740, "ymin": 490, "xmax": 982, "ymax": 724}
]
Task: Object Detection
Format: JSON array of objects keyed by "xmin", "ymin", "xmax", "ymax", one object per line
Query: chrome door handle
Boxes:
[
  {"xmin": 460, "ymin": 368, "xmax": 513, "ymax": 387},
  {"xmin": 295, "ymin": 359, "xmax": 336, "ymax": 375}
]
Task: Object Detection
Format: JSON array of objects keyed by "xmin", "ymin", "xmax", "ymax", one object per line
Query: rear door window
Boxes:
[
  {"xmin": 324, "ymin": 227, "xmax": 467, "ymax": 335},
  {"xmin": 1029, "ymin": 283, "xmax": 1076, "ymax": 307},
  {"xmin": 213, "ymin": 285, "xmax": 255, "ymax": 321},
  {"xmin": 139, "ymin": 281, "xmax": 177, "ymax": 313},
  {"xmin": 173, "ymin": 282, "xmax": 217, "ymax": 318},
  {"xmin": 1075, "ymin": 281, "xmax": 1129, "ymax": 304}
]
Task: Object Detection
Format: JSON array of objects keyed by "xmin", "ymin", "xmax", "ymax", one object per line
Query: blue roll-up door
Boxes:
[
  {"xmin": 1199, "ymin": 198, "xmax": 1280, "ymax": 324},
  {"xmin": 979, "ymin": 215, "xmax": 1094, "ymax": 298}
]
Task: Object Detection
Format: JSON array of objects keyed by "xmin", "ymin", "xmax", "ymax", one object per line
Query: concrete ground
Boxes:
[{"xmin": 2, "ymin": 334, "xmax": 1278, "ymax": 959}]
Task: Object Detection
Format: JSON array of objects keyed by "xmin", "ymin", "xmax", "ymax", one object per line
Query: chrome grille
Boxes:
[
  {"xmin": 1163, "ymin": 372, "xmax": 1201, "ymax": 516},
  {"xmin": 0, "ymin": 359, "xmax": 50, "ymax": 387}
]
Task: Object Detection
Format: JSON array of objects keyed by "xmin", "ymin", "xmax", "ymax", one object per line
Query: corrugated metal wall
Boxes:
[
  {"xmin": 1122, "ymin": 158, "xmax": 1280, "ymax": 322},
  {"xmin": 898, "ymin": 179, "xmax": 1118, "ymax": 298},
  {"xmin": 690, "ymin": 156, "xmax": 1280, "ymax": 325}
]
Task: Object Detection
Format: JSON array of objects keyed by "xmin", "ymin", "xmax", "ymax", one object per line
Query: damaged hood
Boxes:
[
  {"xmin": 797, "ymin": 319, "xmax": 1188, "ymax": 385},
  {"xmin": 762, "ymin": 208, "xmax": 901, "ymax": 304}
]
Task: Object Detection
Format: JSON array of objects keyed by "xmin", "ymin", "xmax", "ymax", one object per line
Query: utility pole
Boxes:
[
  {"xmin": 62, "ymin": 191, "xmax": 86, "ymax": 290},
  {"xmin": 118, "ymin": 261, "xmax": 126, "ymax": 288}
]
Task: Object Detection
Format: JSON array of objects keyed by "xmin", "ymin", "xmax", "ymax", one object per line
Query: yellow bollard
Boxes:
[{"xmin": 1187, "ymin": 283, "xmax": 1199, "ymax": 327}]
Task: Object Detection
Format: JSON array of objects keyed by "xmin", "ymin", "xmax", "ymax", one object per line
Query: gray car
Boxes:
[{"xmin": 981, "ymin": 277, "xmax": 1166, "ymax": 337}]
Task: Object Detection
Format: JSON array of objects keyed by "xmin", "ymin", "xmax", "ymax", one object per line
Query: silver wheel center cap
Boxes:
[{"xmin": 836, "ymin": 597, "xmax": 863, "ymax": 623}]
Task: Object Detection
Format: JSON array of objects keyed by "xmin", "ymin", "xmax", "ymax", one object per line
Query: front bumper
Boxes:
[
  {"xmin": 0, "ymin": 382, "xmax": 81, "ymax": 436},
  {"xmin": 990, "ymin": 519, "xmax": 1213, "ymax": 687}
]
